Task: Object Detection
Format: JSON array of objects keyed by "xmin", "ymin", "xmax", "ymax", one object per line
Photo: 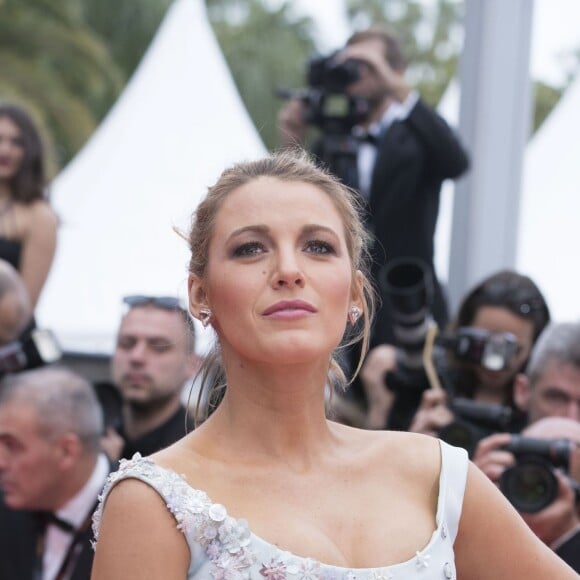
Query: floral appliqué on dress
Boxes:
[{"xmin": 92, "ymin": 452, "xmax": 460, "ymax": 579}]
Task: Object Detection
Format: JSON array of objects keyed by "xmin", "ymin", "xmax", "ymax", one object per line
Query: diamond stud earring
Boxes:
[
  {"xmin": 199, "ymin": 307, "xmax": 212, "ymax": 328},
  {"xmin": 348, "ymin": 305, "xmax": 361, "ymax": 325}
]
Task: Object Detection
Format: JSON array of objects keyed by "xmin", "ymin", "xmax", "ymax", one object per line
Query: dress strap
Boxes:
[{"xmin": 437, "ymin": 439, "xmax": 468, "ymax": 543}]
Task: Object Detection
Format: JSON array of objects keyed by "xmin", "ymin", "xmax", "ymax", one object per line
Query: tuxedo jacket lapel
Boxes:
[{"xmin": 368, "ymin": 121, "xmax": 409, "ymax": 210}]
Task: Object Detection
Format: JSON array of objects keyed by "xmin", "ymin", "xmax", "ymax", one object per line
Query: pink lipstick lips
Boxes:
[{"xmin": 262, "ymin": 300, "xmax": 317, "ymax": 319}]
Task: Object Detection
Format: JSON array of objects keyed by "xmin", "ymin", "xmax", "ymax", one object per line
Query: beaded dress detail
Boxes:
[{"xmin": 93, "ymin": 440, "xmax": 467, "ymax": 579}]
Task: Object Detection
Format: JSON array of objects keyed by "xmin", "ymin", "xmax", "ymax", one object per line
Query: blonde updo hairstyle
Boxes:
[{"xmin": 188, "ymin": 149, "xmax": 376, "ymax": 422}]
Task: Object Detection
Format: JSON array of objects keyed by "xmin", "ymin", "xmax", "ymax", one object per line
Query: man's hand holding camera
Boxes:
[
  {"xmin": 408, "ymin": 389, "xmax": 454, "ymax": 437},
  {"xmin": 338, "ymin": 41, "xmax": 411, "ymax": 106},
  {"xmin": 360, "ymin": 344, "xmax": 398, "ymax": 429},
  {"xmin": 474, "ymin": 428, "xmax": 580, "ymax": 551},
  {"xmin": 473, "ymin": 432, "xmax": 515, "ymax": 482},
  {"xmin": 521, "ymin": 472, "xmax": 579, "ymax": 547},
  {"xmin": 278, "ymin": 98, "xmax": 308, "ymax": 149}
]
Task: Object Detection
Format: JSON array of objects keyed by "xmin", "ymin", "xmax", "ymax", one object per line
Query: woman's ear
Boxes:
[
  {"xmin": 351, "ymin": 270, "xmax": 365, "ymax": 311},
  {"xmin": 188, "ymin": 274, "xmax": 209, "ymax": 318}
]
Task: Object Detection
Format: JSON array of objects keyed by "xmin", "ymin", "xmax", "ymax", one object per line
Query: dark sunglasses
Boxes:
[{"xmin": 122, "ymin": 295, "xmax": 186, "ymax": 312}]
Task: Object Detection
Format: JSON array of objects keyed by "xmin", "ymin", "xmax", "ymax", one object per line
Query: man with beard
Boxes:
[
  {"xmin": 104, "ymin": 296, "xmax": 200, "ymax": 460},
  {"xmin": 472, "ymin": 322, "xmax": 580, "ymax": 572}
]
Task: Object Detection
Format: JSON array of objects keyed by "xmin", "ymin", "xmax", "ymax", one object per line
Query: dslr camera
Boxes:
[
  {"xmin": 438, "ymin": 398, "xmax": 513, "ymax": 457},
  {"xmin": 438, "ymin": 327, "xmax": 519, "ymax": 372},
  {"xmin": 381, "ymin": 258, "xmax": 517, "ymax": 453},
  {"xmin": 500, "ymin": 436, "xmax": 580, "ymax": 513},
  {"xmin": 436, "ymin": 328, "xmax": 519, "ymax": 456},
  {"xmin": 304, "ymin": 52, "xmax": 369, "ymax": 134},
  {"xmin": 278, "ymin": 51, "xmax": 370, "ymax": 136}
]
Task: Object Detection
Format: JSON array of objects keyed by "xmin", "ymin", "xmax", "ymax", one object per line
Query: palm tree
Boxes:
[{"xmin": 0, "ymin": 0, "xmax": 123, "ymax": 171}]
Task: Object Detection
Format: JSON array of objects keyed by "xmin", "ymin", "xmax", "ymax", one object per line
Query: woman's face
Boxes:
[
  {"xmin": 470, "ymin": 305, "xmax": 535, "ymax": 393},
  {"xmin": 0, "ymin": 117, "xmax": 25, "ymax": 183},
  {"xmin": 191, "ymin": 176, "xmax": 359, "ymax": 367}
]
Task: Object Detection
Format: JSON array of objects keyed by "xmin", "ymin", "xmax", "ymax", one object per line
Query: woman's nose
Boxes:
[{"xmin": 271, "ymin": 252, "xmax": 305, "ymax": 289}]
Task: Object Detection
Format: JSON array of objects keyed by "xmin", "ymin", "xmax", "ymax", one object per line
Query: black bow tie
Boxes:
[
  {"xmin": 34, "ymin": 511, "xmax": 76, "ymax": 534},
  {"xmin": 355, "ymin": 130, "xmax": 379, "ymax": 146}
]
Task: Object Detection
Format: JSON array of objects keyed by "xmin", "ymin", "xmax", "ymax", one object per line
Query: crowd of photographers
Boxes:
[
  {"xmin": 278, "ymin": 24, "xmax": 580, "ymax": 572},
  {"xmin": 350, "ymin": 260, "xmax": 580, "ymax": 570}
]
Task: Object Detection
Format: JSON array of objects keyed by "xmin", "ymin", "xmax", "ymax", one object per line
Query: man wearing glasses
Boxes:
[
  {"xmin": 474, "ymin": 321, "xmax": 580, "ymax": 572},
  {"xmin": 102, "ymin": 296, "xmax": 201, "ymax": 461}
]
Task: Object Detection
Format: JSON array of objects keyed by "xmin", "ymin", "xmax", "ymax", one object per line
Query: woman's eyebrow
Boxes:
[
  {"xmin": 301, "ymin": 224, "xmax": 340, "ymax": 238},
  {"xmin": 227, "ymin": 224, "xmax": 269, "ymax": 241}
]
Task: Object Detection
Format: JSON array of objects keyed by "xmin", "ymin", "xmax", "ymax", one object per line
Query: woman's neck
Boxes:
[{"xmin": 198, "ymin": 360, "xmax": 337, "ymax": 468}]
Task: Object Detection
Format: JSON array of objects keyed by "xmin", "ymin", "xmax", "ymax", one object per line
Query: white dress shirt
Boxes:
[
  {"xmin": 42, "ymin": 453, "xmax": 109, "ymax": 580},
  {"xmin": 355, "ymin": 90, "xmax": 419, "ymax": 198}
]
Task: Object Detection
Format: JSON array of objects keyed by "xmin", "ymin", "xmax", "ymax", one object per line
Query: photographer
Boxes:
[
  {"xmin": 405, "ymin": 270, "xmax": 550, "ymax": 438},
  {"xmin": 474, "ymin": 419, "xmax": 580, "ymax": 572},
  {"xmin": 278, "ymin": 26, "xmax": 469, "ymax": 374},
  {"xmin": 472, "ymin": 319, "xmax": 580, "ymax": 474},
  {"xmin": 472, "ymin": 321, "xmax": 580, "ymax": 570}
]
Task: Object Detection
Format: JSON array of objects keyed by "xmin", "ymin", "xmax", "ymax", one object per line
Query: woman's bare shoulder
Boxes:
[
  {"xmin": 148, "ymin": 434, "xmax": 210, "ymax": 477},
  {"xmin": 17, "ymin": 200, "xmax": 57, "ymax": 232},
  {"xmin": 93, "ymin": 474, "xmax": 190, "ymax": 579},
  {"xmin": 332, "ymin": 423, "xmax": 442, "ymax": 479}
]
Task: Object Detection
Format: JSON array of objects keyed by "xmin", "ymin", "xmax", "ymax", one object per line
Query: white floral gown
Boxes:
[{"xmin": 93, "ymin": 440, "xmax": 467, "ymax": 580}]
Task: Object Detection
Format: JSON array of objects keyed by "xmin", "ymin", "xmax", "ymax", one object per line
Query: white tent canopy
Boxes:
[
  {"xmin": 36, "ymin": 0, "xmax": 266, "ymax": 353},
  {"xmin": 517, "ymin": 74, "xmax": 580, "ymax": 322}
]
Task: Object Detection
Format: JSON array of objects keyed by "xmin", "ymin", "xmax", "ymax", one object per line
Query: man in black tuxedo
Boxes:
[
  {"xmin": 0, "ymin": 366, "xmax": 108, "ymax": 580},
  {"xmin": 278, "ymin": 26, "xmax": 469, "ymax": 401}
]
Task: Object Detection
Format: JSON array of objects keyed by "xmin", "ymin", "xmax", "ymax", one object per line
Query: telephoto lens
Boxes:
[
  {"xmin": 499, "ymin": 436, "xmax": 571, "ymax": 513},
  {"xmin": 382, "ymin": 257, "xmax": 433, "ymax": 374}
]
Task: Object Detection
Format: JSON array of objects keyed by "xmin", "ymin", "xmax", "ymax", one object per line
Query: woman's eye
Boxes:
[
  {"xmin": 232, "ymin": 241, "xmax": 266, "ymax": 257},
  {"xmin": 305, "ymin": 240, "xmax": 336, "ymax": 255}
]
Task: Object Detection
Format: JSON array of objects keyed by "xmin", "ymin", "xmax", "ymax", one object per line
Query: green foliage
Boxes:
[
  {"xmin": 0, "ymin": 0, "xmax": 576, "ymax": 170},
  {"xmin": 0, "ymin": 0, "xmax": 123, "ymax": 171},
  {"xmin": 80, "ymin": 0, "xmax": 173, "ymax": 79},
  {"xmin": 533, "ymin": 81, "xmax": 564, "ymax": 133},
  {"xmin": 208, "ymin": 0, "xmax": 317, "ymax": 149}
]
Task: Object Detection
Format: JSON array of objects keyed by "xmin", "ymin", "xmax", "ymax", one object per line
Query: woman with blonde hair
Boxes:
[{"xmin": 92, "ymin": 150, "xmax": 575, "ymax": 579}]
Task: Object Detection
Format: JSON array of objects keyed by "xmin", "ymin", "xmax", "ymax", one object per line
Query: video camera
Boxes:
[
  {"xmin": 302, "ymin": 52, "xmax": 369, "ymax": 135},
  {"xmin": 0, "ymin": 328, "xmax": 62, "ymax": 378},
  {"xmin": 500, "ymin": 436, "xmax": 580, "ymax": 513},
  {"xmin": 277, "ymin": 51, "xmax": 369, "ymax": 135},
  {"xmin": 277, "ymin": 51, "xmax": 371, "ymax": 187},
  {"xmin": 381, "ymin": 258, "xmax": 517, "ymax": 453}
]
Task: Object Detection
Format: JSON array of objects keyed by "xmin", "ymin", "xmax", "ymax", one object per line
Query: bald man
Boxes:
[{"xmin": 0, "ymin": 366, "xmax": 108, "ymax": 580}]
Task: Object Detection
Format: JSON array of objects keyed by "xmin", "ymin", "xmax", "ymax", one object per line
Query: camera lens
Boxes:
[
  {"xmin": 325, "ymin": 59, "xmax": 361, "ymax": 92},
  {"xmin": 500, "ymin": 459, "xmax": 558, "ymax": 513},
  {"xmin": 439, "ymin": 420, "xmax": 480, "ymax": 457}
]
